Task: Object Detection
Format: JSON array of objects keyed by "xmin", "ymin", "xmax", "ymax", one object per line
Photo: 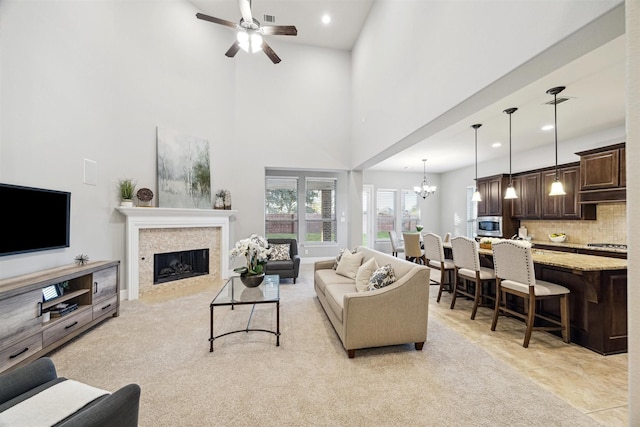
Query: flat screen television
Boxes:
[{"xmin": 0, "ymin": 183, "xmax": 71, "ymax": 256}]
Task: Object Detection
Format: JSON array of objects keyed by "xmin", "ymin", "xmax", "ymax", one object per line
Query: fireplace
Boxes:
[{"xmin": 154, "ymin": 248, "xmax": 209, "ymax": 284}]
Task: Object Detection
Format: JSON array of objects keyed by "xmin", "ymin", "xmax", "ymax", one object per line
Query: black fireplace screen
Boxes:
[{"xmin": 153, "ymin": 248, "xmax": 209, "ymax": 284}]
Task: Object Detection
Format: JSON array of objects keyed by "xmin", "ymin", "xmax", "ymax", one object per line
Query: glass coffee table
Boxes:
[{"xmin": 209, "ymin": 275, "xmax": 280, "ymax": 352}]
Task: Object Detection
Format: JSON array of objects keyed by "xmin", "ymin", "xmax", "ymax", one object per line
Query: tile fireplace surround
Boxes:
[{"xmin": 117, "ymin": 207, "xmax": 236, "ymax": 300}]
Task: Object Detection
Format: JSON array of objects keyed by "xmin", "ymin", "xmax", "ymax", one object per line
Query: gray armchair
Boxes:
[
  {"xmin": 265, "ymin": 238, "xmax": 301, "ymax": 284},
  {"xmin": 0, "ymin": 357, "xmax": 140, "ymax": 427}
]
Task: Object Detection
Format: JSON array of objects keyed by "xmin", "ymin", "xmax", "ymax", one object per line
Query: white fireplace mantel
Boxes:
[{"xmin": 117, "ymin": 207, "xmax": 236, "ymax": 300}]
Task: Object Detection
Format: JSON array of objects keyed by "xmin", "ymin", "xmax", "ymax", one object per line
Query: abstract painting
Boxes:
[{"xmin": 157, "ymin": 127, "xmax": 211, "ymax": 208}]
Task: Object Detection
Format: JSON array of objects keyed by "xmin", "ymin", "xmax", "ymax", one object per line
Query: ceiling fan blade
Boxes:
[
  {"xmin": 261, "ymin": 25, "xmax": 298, "ymax": 36},
  {"xmin": 238, "ymin": 0, "xmax": 253, "ymax": 24},
  {"xmin": 196, "ymin": 13, "xmax": 238, "ymax": 29},
  {"xmin": 262, "ymin": 40, "xmax": 281, "ymax": 64},
  {"xmin": 225, "ymin": 41, "xmax": 241, "ymax": 58}
]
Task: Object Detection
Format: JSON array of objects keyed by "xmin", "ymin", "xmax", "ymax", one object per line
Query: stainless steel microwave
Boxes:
[{"xmin": 477, "ymin": 216, "xmax": 503, "ymax": 237}]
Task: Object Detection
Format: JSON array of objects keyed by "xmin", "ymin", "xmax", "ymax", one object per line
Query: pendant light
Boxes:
[
  {"xmin": 547, "ymin": 86, "xmax": 566, "ymax": 196},
  {"xmin": 471, "ymin": 124, "xmax": 482, "ymax": 202},
  {"xmin": 503, "ymin": 107, "xmax": 518, "ymax": 199},
  {"xmin": 414, "ymin": 159, "xmax": 437, "ymax": 199}
]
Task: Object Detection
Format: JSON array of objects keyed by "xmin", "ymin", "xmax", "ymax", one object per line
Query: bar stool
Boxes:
[
  {"xmin": 450, "ymin": 236, "xmax": 496, "ymax": 319},
  {"xmin": 491, "ymin": 240, "xmax": 571, "ymax": 348},
  {"xmin": 423, "ymin": 233, "xmax": 455, "ymax": 302},
  {"xmin": 402, "ymin": 232, "xmax": 425, "ymax": 264}
]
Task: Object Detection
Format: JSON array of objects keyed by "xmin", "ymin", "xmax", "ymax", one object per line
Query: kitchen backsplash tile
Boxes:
[{"xmin": 521, "ymin": 203, "xmax": 626, "ymax": 245}]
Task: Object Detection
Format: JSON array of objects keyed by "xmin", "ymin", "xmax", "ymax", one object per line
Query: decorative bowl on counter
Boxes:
[{"xmin": 548, "ymin": 233, "xmax": 567, "ymax": 243}]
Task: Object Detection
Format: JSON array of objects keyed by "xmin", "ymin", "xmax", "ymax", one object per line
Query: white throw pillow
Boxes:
[
  {"xmin": 355, "ymin": 257, "xmax": 379, "ymax": 292},
  {"xmin": 335, "ymin": 250, "xmax": 364, "ymax": 280}
]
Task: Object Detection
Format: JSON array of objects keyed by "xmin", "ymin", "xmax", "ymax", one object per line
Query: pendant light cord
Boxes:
[
  {"xmin": 554, "ymin": 92, "xmax": 559, "ymax": 180},
  {"xmin": 509, "ymin": 112, "xmax": 513, "ymax": 184}
]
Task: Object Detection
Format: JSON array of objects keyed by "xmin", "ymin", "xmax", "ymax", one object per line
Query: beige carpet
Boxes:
[{"xmin": 49, "ymin": 264, "xmax": 600, "ymax": 426}]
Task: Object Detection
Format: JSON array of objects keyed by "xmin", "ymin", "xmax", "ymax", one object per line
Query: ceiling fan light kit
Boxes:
[{"xmin": 196, "ymin": 0, "xmax": 297, "ymax": 64}]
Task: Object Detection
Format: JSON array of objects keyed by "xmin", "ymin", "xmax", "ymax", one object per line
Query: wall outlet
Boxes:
[{"xmin": 305, "ymin": 249, "xmax": 309, "ymax": 255}]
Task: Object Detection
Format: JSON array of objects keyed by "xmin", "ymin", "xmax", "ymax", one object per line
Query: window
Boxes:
[
  {"xmin": 401, "ymin": 190, "xmax": 420, "ymax": 232},
  {"xmin": 265, "ymin": 177, "xmax": 298, "ymax": 239},
  {"xmin": 466, "ymin": 186, "xmax": 478, "ymax": 237},
  {"xmin": 305, "ymin": 178, "xmax": 337, "ymax": 243},
  {"xmin": 376, "ymin": 189, "xmax": 395, "ymax": 241}
]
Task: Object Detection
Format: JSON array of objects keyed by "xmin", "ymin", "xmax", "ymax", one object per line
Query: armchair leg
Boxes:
[{"xmin": 415, "ymin": 342, "xmax": 424, "ymax": 351}]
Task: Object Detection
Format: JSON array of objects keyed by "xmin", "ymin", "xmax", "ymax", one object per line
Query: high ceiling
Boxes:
[{"xmin": 189, "ymin": 1, "xmax": 626, "ymax": 174}]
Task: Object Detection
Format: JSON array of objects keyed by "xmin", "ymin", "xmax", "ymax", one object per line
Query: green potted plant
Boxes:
[{"xmin": 118, "ymin": 179, "xmax": 136, "ymax": 207}]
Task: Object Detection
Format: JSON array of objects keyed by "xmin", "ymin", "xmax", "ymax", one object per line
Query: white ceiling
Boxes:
[{"xmin": 189, "ymin": 1, "xmax": 626, "ymax": 174}]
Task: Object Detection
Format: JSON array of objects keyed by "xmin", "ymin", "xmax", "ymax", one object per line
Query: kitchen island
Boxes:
[{"xmin": 471, "ymin": 246, "xmax": 627, "ymax": 355}]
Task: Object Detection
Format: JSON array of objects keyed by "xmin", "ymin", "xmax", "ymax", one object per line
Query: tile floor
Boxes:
[{"xmin": 429, "ymin": 282, "xmax": 628, "ymax": 426}]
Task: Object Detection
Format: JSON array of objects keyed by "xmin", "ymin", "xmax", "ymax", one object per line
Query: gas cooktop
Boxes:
[{"xmin": 587, "ymin": 243, "xmax": 628, "ymax": 250}]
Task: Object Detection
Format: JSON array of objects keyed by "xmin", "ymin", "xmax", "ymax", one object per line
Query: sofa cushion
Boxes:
[
  {"xmin": 315, "ymin": 269, "xmax": 353, "ymax": 295},
  {"xmin": 367, "ymin": 264, "xmax": 397, "ymax": 291},
  {"xmin": 265, "ymin": 260, "xmax": 294, "ymax": 270},
  {"xmin": 324, "ymin": 284, "xmax": 356, "ymax": 322},
  {"xmin": 335, "ymin": 250, "xmax": 364, "ymax": 280},
  {"xmin": 355, "ymin": 257, "xmax": 379, "ymax": 292},
  {"xmin": 269, "ymin": 244, "xmax": 291, "ymax": 261}
]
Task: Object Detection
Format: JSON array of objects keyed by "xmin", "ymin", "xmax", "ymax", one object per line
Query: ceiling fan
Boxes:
[{"xmin": 196, "ymin": 0, "xmax": 298, "ymax": 64}]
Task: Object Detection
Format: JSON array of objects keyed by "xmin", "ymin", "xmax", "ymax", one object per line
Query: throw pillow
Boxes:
[
  {"xmin": 355, "ymin": 257, "xmax": 379, "ymax": 292},
  {"xmin": 335, "ymin": 250, "xmax": 364, "ymax": 280},
  {"xmin": 333, "ymin": 248, "xmax": 357, "ymax": 269},
  {"xmin": 367, "ymin": 264, "xmax": 397, "ymax": 291},
  {"xmin": 270, "ymin": 244, "xmax": 291, "ymax": 261}
]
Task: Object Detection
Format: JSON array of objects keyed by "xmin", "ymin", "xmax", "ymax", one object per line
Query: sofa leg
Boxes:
[
  {"xmin": 293, "ymin": 278, "xmax": 296, "ymax": 284},
  {"xmin": 415, "ymin": 342, "xmax": 424, "ymax": 351},
  {"xmin": 347, "ymin": 349, "xmax": 356, "ymax": 358}
]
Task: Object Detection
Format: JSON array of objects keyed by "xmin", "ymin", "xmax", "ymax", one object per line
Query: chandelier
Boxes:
[{"xmin": 414, "ymin": 159, "xmax": 437, "ymax": 199}]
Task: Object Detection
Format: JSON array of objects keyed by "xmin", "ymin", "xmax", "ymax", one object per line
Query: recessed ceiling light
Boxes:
[
  {"xmin": 321, "ymin": 14, "xmax": 331, "ymax": 24},
  {"xmin": 492, "ymin": 142, "xmax": 502, "ymax": 148}
]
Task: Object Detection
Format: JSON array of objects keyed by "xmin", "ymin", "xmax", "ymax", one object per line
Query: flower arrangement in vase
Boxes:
[{"xmin": 230, "ymin": 234, "xmax": 272, "ymax": 287}]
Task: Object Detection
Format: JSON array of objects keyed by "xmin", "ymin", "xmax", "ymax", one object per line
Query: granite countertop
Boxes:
[
  {"xmin": 529, "ymin": 240, "xmax": 627, "ymax": 254},
  {"xmin": 477, "ymin": 247, "xmax": 627, "ymax": 271}
]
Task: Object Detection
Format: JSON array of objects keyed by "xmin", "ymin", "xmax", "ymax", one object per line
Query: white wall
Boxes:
[
  {"xmin": 350, "ymin": 0, "xmax": 623, "ymax": 170},
  {"xmin": 0, "ymin": 1, "xmax": 352, "ymax": 286}
]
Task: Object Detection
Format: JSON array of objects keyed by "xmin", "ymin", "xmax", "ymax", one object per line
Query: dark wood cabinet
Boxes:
[
  {"xmin": 542, "ymin": 165, "xmax": 589, "ymax": 219},
  {"xmin": 477, "ymin": 175, "xmax": 503, "ymax": 216},
  {"xmin": 511, "ymin": 172, "xmax": 540, "ymax": 219},
  {"xmin": 580, "ymin": 147, "xmax": 620, "ymax": 189},
  {"xmin": 577, "ymin": 143, "xmax": 626, "ymax": 204},
  {"xmin": 512, "ymin": 163, "xmax": 594, "ymax": 220}
]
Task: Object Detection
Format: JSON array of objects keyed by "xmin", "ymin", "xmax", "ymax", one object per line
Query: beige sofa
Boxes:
[{"xmin": 314, "ymin": 246, "xmax": 430, "ymax": 358}]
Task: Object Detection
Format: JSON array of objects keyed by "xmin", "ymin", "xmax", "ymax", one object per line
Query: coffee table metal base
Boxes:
[{"xmin": 209, "ymin": 302, "xmax": 280, "ymax": 352}]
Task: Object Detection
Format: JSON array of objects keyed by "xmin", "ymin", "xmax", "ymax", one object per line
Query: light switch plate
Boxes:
[{"xmin": 84, "ymin": 158, "xmax": 97, "ymax": 186}]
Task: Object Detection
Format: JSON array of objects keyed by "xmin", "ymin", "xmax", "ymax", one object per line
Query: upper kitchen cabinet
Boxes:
[
  {"xmin": 512, "ymin": 163, "xmax": 596, "ymax": 220},
  {"xmin": 511, "ymin": 172, "xmax": 541, "ymax": 219},
  {"xmin": 577, "ymin": 143, "xmax": 626, "ymax": 204},
  {"xmin": 542, "ymin": 164, "xmax": 595, "ymax": 220},
  {"xmin": 477, "ymin": 174, "xmax": 505, "ymax": 216}
]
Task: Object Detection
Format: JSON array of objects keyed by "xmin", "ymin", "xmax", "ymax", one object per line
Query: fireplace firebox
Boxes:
[{"xmin": 153, "ymin": 248, "xmax": 209, "ymax": 284}]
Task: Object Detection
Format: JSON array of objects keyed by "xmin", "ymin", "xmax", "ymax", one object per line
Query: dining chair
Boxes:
[
  {"xmin": 388, "ymin": 230, "xmax": 405, "ymax": 257},
  {"xmin": 450, "ymin": 236, "xmax": 496, "ymax": 319},
  {"xmin": 402, "ymin": 232, "xmax": 425, "ymax": 264},
  {"xmin": 423, "ymin": 233, "xmax": 455, "ymax": 302},
  {"xmin": 491, "ymin": 240, "xmax": 571, "ymax": 348}
]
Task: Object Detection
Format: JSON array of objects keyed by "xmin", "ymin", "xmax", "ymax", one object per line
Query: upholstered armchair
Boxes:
[{"xmin": 265, "ymin": 238, "xmax": 301, "ymax": 283}]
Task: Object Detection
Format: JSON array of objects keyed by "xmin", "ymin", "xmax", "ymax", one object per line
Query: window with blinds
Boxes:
[
  {"xmin": 265, "ymin": 177, "xmax": 298, "ymax": 239},
  {"xmin": 401, "ymin": 190, "xmax": 420, "ymax": 232},
  {"xmin": 376, "ymin": 189, "xmax": 396, "ymax": 241},
  {"xmin": 305, "ymin": 178, "xmax": 337, "ymax": 243}
]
